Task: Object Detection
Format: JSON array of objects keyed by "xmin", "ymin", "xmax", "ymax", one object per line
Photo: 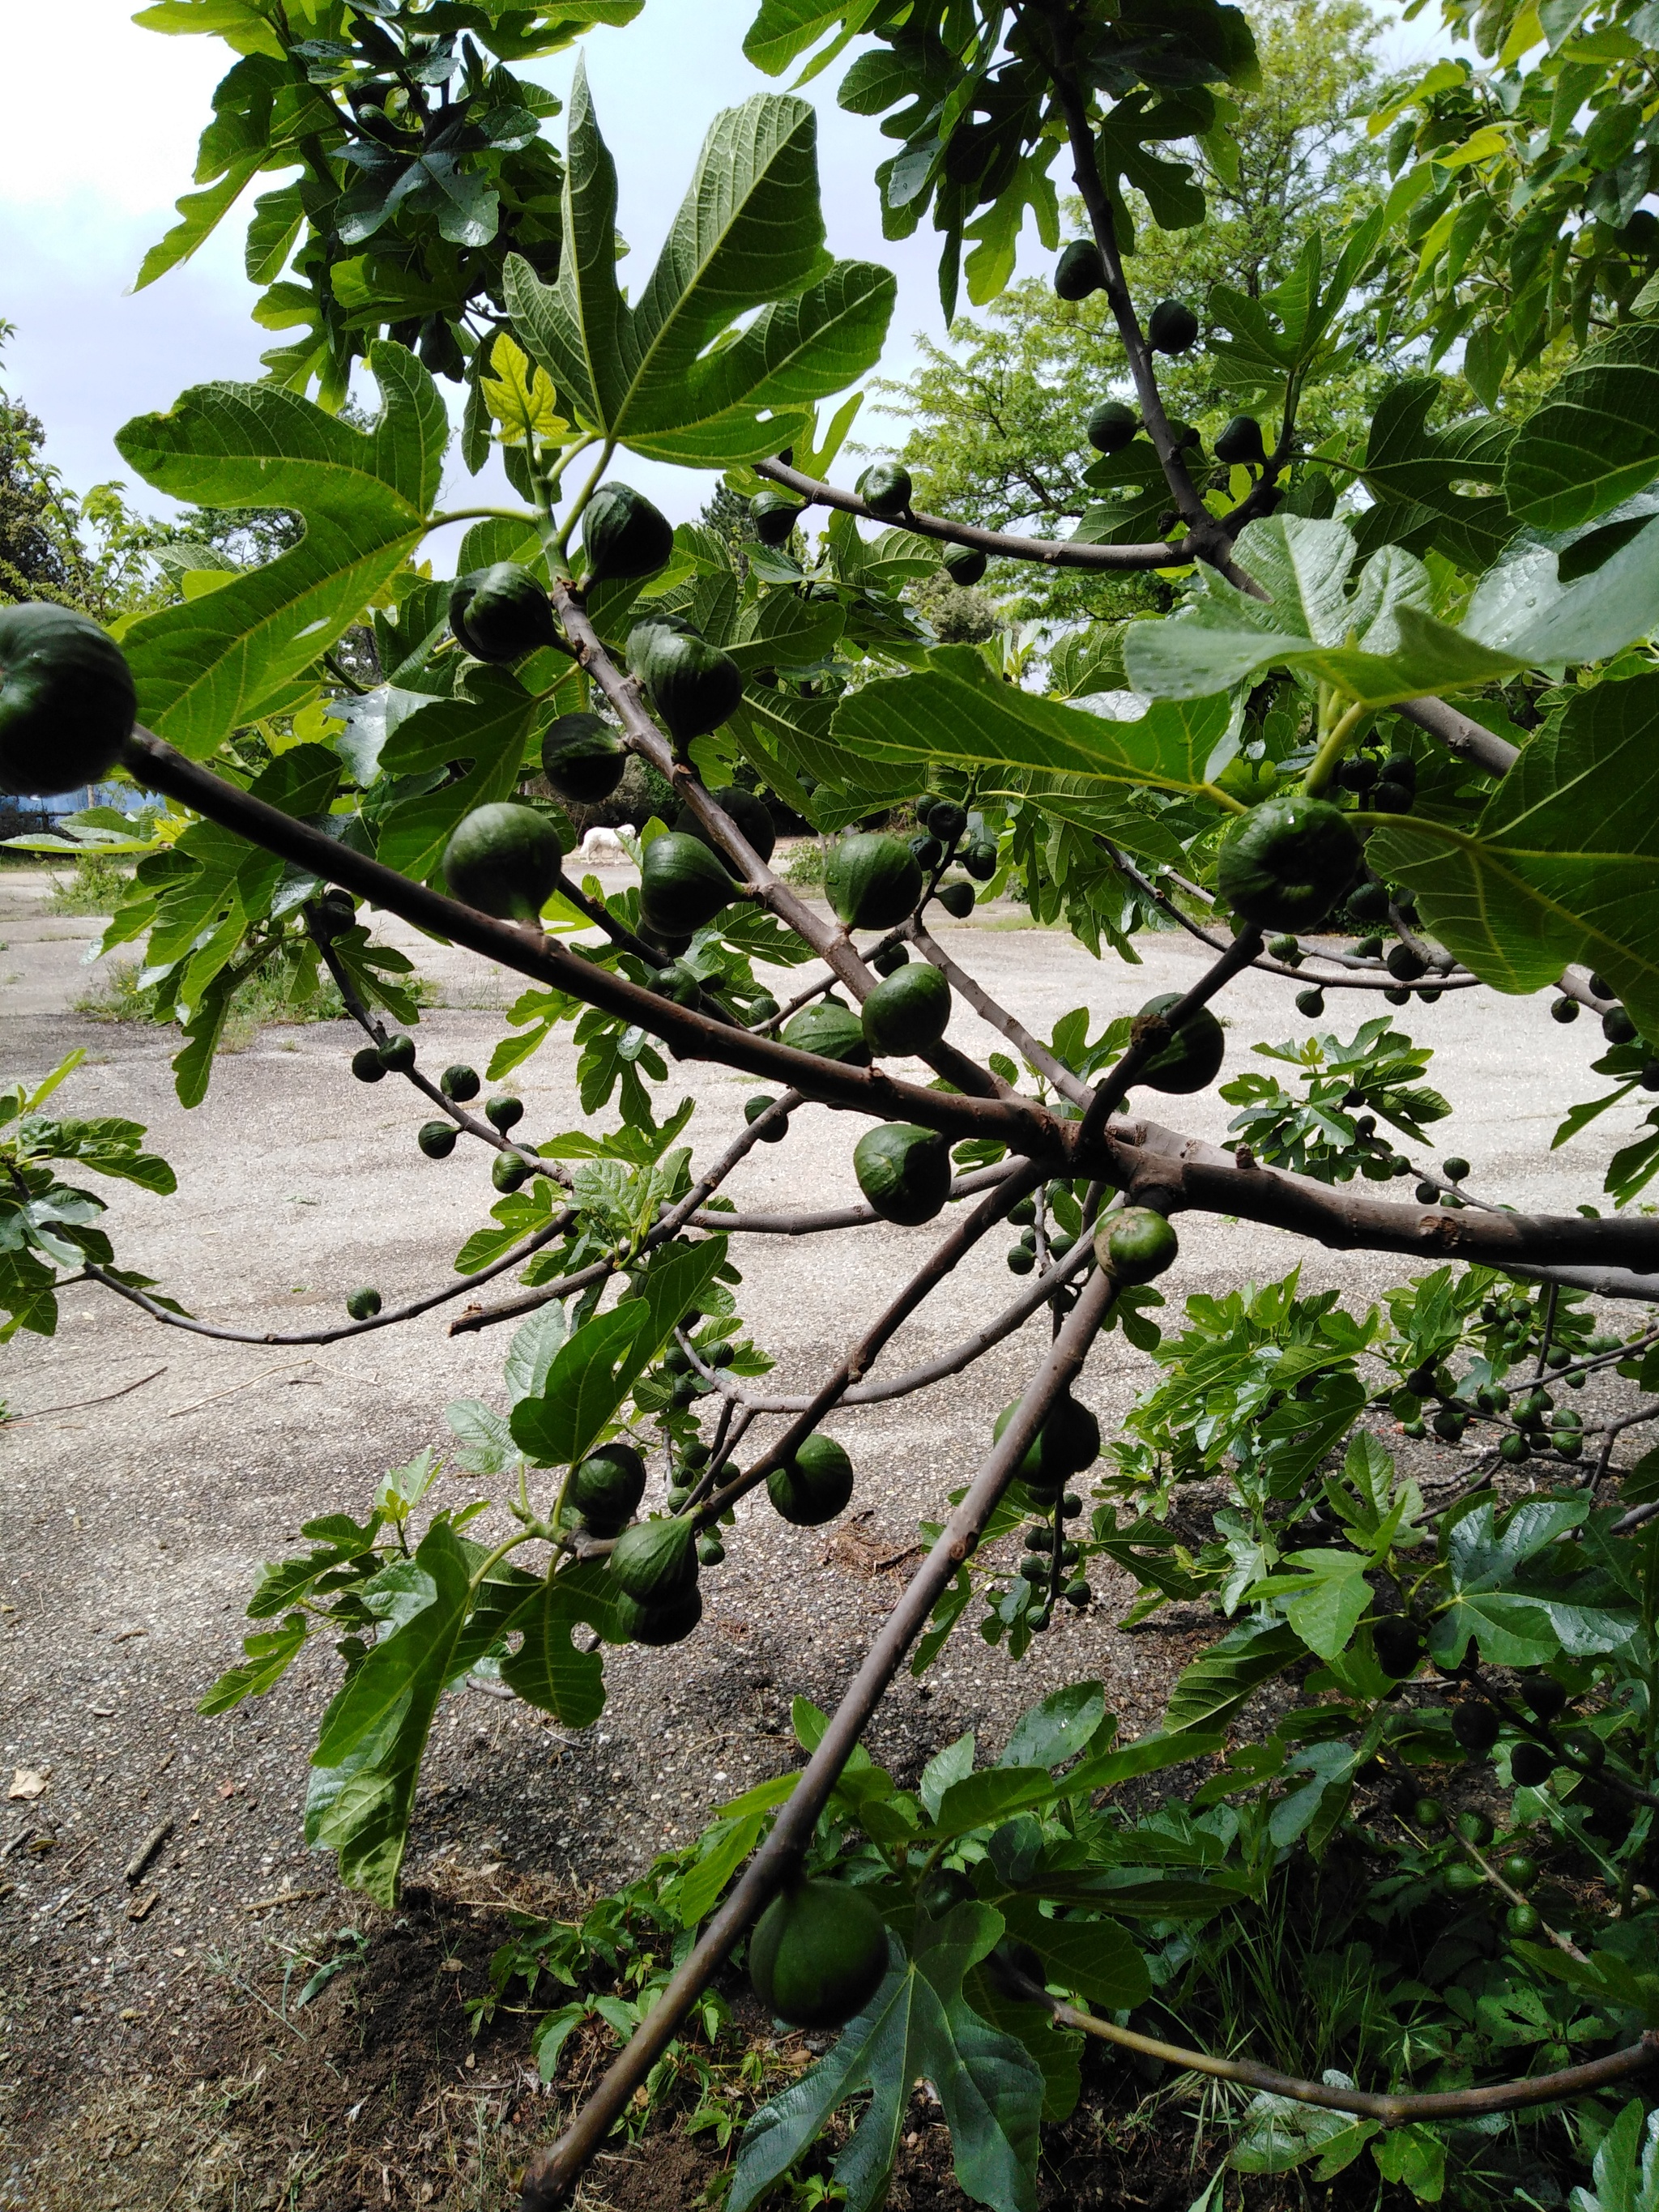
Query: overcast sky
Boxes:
[{"xmin": 2, "ymin": 1, "xmax": 1449, "ymax": 564}]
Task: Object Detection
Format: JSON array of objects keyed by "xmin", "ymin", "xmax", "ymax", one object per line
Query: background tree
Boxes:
[{"xmin": 876, "ymin": 0, "xmax": 1391, "ymax": 622}]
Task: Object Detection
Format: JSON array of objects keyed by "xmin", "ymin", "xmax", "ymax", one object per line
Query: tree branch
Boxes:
[
  {"xmin": 80, "ymin": 1209, "xmax": 569, "ymax": 1345},
  {"xmin": 751, "ymin": 458, "xmax": 1182, "ymax": 569},
  {"xmin": 687, "ymin": 1232, "xmax": 1095, "ymax": 1412},
  {"xmin": 1004, "ymin": 1970, "xmax": 1659, "ymax": 2126},
  {"xmin": 447, "ymin": 1089, "xmax": 811, "ymax": 1336},
  {"xmin": 552, "ymin": 583, "xmax": 1008, "ymax": 1104},
  {"xmin": 309, "ymin": 917, "xmax": 574, "ymax": 1182},
  {"xmin": 911, "ymin": 923, "xmax": 1091, "ymax": 1106},
  {"xmin": 1048, "ymin": 66, "xmax": 1217, "ymax": 545},
  {"xmin": 697, "ymin": 1161, "xmax": 1048, "ymax": 1521},
  {"xmin": 1396, "ymin": 693, "xmax": 1520, "ymax": 780},
  {"xmin": 1106, "ymin": 1117, "xmax": 1659, "ymax": 1271},
  {"xmin": 121, "ymin": 727, "xmax": 1058, "ymax": 1156}
]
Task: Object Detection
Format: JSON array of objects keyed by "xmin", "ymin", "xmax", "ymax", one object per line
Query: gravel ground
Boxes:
[{"xmin": 0, "ymin": 858, "xmax": 1644, "ymax": 2206}]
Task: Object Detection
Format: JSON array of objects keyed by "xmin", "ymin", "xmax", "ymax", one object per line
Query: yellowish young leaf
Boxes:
[{"xmin": 481, "ymin": 335, "xmax": 570, "ymax": 449}]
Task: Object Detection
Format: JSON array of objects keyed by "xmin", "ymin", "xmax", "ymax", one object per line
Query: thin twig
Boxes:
[
  {"xmin": 1008, "ymin": 1972, "xmax": 1657, "ymax": 2125},
  {"xmin": 82, "ymin": 1208, "xmax": 570, "ymax": 1346},
  {"xmin": 0, "ymin": 1366, "xmax": 167, "ymax": 1426},
  {"xmin": 688, "ymin": 1233, "xmax": 1094, "ymax": 1413}
]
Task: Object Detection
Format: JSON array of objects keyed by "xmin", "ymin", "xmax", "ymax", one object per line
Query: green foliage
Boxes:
[
  {"xmin": 505, "ymin": 64, "xmax": 894, "ymax": 466},
  {"xmin": 0, "ymin": 1051, "xmax": 179, "ymax": 1340},
  {"xmin": 1221, "ymin": 1016, "xmax": 1449, "ymax": 1180},
  {"xmin": 132, "ymin": 2, "xmax": 645, "ymax": 406},
  {"xmin": 873, "ymin": 0, "xmax": 1391, "ymax": 617},
  {"xmin": 36, "ymin": 5, "xmax": 1659, "ymax": 2209}
]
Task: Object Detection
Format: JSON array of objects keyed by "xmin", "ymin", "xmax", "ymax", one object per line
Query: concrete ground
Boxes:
[{"xmin": 0, "ymin": 855, "xmax": 1645, "ymax": 2202}]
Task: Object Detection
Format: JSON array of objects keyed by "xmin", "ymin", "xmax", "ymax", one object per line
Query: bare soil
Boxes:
[{"xmin": 0, "ymin": 863, "xmax": 1639, "ymax": 2208}]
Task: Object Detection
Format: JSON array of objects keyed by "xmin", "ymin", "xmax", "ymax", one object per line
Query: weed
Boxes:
[
  {"xmin": 71, "ymin": 957, "xmax": 432, "ymax": 1052},
  {"xmin": 48, "ymin": 854, "xmax": 134, "ymax": 914},
  {"xmin": 781, "ymin": 839, "xmax": 827, "ymax": 887}
]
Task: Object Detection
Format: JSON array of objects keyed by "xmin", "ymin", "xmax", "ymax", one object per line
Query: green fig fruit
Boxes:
[
  {"xmin": 418, "ymin": 1120, "xmax": 458, "ymax": 1159},
  {"xmin": 0, "ymin": 603, "xmax": 137, "ymax": 797},
  {"xmin": 859, "ymin": 461, "xmax": 912, "ymax": 518},
  {"xmin": 1085, "ymin": 400, "xmax": 1137, "ymax": 454},
  {"xmin": 614, "ymin": 1585, "xmax": 703, "ymax": 1646},
  {"xmin": 1213, "ymin": 414, "xmax": 1266, "ymax": 467},
  {"xmin": 1054, "ymin": 241, "xmax": 1107, "ymax": 300},
  {"xmin": 1216, "ymin": 796, "xmax": 1362, "ymax": 931},
  {"xmin": 854, "ymin": 1123, "xmax": 953, "ymax": 1225},
  {"xmin": 569, "ymin": 1443, "xmax": 646, "ymax": 1532},
  {"xmin": 861, "ymin": 961, "xmax": 950, "ymax": 1056},
  {"xmin": 825, "ymin": 832, "xmax": 923, "ymax": 931},
  {"xmin": 780, "ymin": 999, "xmax": 870, "ymax": 1064},
  {"xmin": 767, "ymin": 1432, "xmax": 855, "ymax": 1526},
  {"xmin": 1147, "ymin": 299, "xmax": 1199, "ymax": 354},
  {"xmin": 942, "ymin": 542, "xmax": 987, "ymax": 586},
  {"xmin": 749, "ymin": 1877, "xmax": 889, "ymax": 2029},
  {"xmin": 640, "ymin": 830, "xmax": 736, "ymax": 936},
  {"xmin": 646, "ymin": 632, "xmax": 745, "ymax": 747},
  {"xmin": 449, "ymin": 564, "xmax": 557, "ymax": 663},
  {"xmin": 443, "ymin": 800, "xmax": 563, "ymax": 921},
  {"xmin": 541, "ymin": 712, "xmax": 625, "ymax": 806},
  {"xmin": 345, "ymin": 1287, "xmax": 382, "ymax": 1320},
  {"xmin": 675, "ymin": 787, "xmax": 776, "ymax": 871},
  {"xmin": 1135, "ymin": 992, "xmax": 1225, "ymax": 1094},
  {"xmin": 1097, "ymin": 1206, "xmax": 1179, "ymax": 1284},
  {"xmin": 609, "ymin": 1515, "xmax": 699, "ymax": 1606},
  {"xmin": 751, "ymin": 488, "xmax": 803, "ymax": 546},
  {"xmin": 580, "ymin": 482, "xmax": 674, "ymax": 584}
]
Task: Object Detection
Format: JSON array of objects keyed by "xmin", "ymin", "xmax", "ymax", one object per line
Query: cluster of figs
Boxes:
[
  {"xmin": 544, "ymin": 1201, "xmax": 1184, "ymax": 2039},
  {"xmin": 1052, "ymin": 240, "xmax": 1274, "ymax": 484}
]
